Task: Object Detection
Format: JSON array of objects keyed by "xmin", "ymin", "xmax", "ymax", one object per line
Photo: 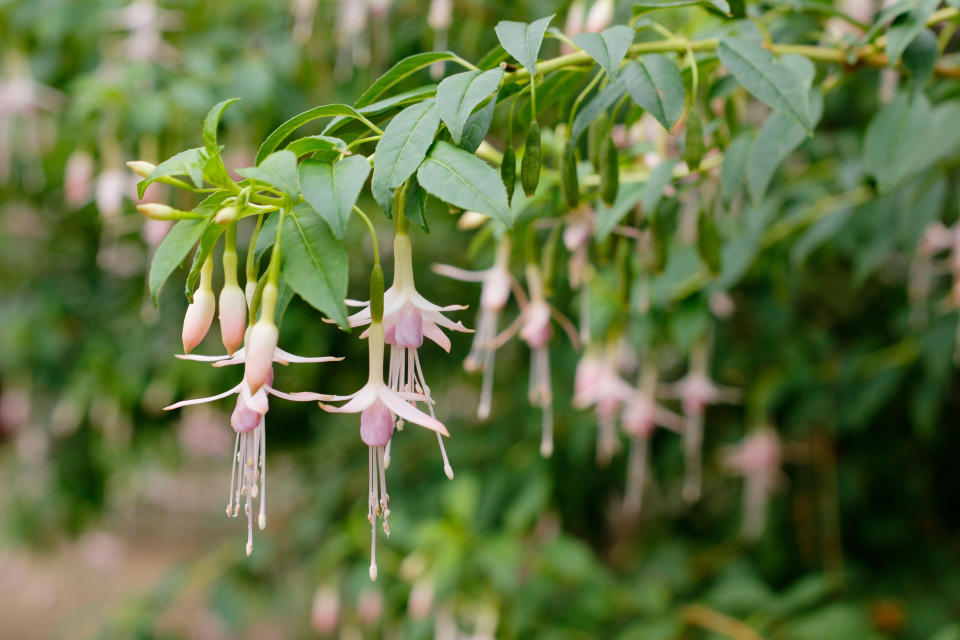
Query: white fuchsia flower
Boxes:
[
  {"xmin": 619, "ymin": 364, "xmax": 683, "ymax": 514},
  {"xmin": 320, "ymin": 320, "xmax": 449, "ymax": 581},
  {"xmin": 433, "ymin": 236, "xmax": 514, "ymax": 419},
  {"xmin": 662, "ymin": 339, "xmax": 740, "ymax": 503},
  {"xmin": 343, "ymin": 232, "xmax": 469, "ymax": 479},
  {"xmin": 573, "ymin": 348, "xmax": 634, "ymax": 465},
  {"xmin": 722, "ymin": 428, "xmax": 782, "ymax": 541}
]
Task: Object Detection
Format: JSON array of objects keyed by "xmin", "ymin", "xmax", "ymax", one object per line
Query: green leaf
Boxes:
[
  {"xmin": 281, "ymin": 204, "xmax": 349, "ymax": 328},
  {"xmin": 437, "ymin": 68, "xmax": 503, "ymax": 145},
  {"xmin": 633, "ymin": 0, "xmax": 731, "ymax": 16},
  {"xmin": 594, "ymin": 182, "xmax": 645, "ymax": 241},
  {"xmin": 236, "ymin": 150, "xmax": 299, "ymax": 197},
  {"xmin": 256, "ymin": 104, "xmax": 374, "ymax": 164},
  {"xmin": 571, "ymin": 80, "xmax": 627, "ymax": 144},
  {"xmin": 641, "ymin": 159, "xmax": 677, "ymax": 214},
  {"xmin": 254, "ymin": 213, "xmax": 279, "ymax": 264},
  {"xmin": 148, "ymin": 193, "xmax": 227, "ymax": 304},
  {"xmin": 717, "ymin": 37, "xmax": 812, "ymax": 131},
  {"xmin": 138, "ymin": 147, "xmax": 207, "ymax": 198},
  {"xmin": 622, "ymin": 55, "xmax": 686, "ymax": 130},
  {"xmin": 403, "ymin": 179, "xmax": 430, "ymax": 232},
  {"xmin": 417, "ymin": 141, "xmax": 511, "ymax": 225},
  {"xmin": 747, "ymin": 90, "xmax": 823, "ymax": 201},
  {"xmin": 371, "ymin": 99, "xmax": 440, "ymax": 212},
  {"xmin": 460, "ymin": 96, "xmax": 497, "ymax": 153},
  {"xmin": 901, "ymin": 28, "xmax": 937, "ymax": 92},
  {"xmin": 355, "ymin": 52, "xmax": 461, "ymax": 108},
  {"xmin": 721, "ymin": 132, "xmax": 753, "ymax": 204},
  {"xmin": 203, "ymin": 98, "xmax": 239, "ymax": 154},
  {"xmin": 285, "ymin": 135, "xmax": 347, "ymax": 160},
  {"xmin": 886, "ymin": 0, "xmax": 940, "ymax": 64},
  {"xmin": 299, "ymin": 155, "xmax": 371, "ymax": 240},
  {"xmin": 863, "ymin": 93, "xmax": 931, "ymax": 192},
  {"xmin": 494, "ymin": 15, "xmax": 555, "ymax": 76},
  {"xmin": 323, "ymin": 85, "xmax": 438, "ymax": 137},
  {"xmin": 573, "ymin": 26, "xmax": 636, "ymax": 78}
]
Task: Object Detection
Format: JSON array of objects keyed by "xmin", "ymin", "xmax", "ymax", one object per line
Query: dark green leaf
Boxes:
[
  {"xmin": 371, "ymin": 99, "xmax": 440, "ymax": 213},
  {"xmin": 886, "ymin": 0, "xmax": 940, "ymax": 64},
  {"xmin": 437, "ymin": 68, "xmax": 503, "ymax": 145},
  {"xmin": 863, "ymin": 93, "xmax": 931, "ymax": 192},
  {"xmin": 299, "ymin": 155, "xmax": 371, "ymax": 240},
  {"xmin": 236, "ymin": 150, "xmax": 299, "ymax": 197},
  {"xmin": 494, "ymin": 15, "xmax": 555, "ymax": 76},
  {"xmin": 139, "ymin": 147, "xmax": 207, "ymax": 198},
  {"xmin": 571, "ymin": 80, "xmax": 626, "ymax": 144},
  {"xmin": 417, "ymin": 141, "xmax": 511, "ymax": 224},
  {"xmin": 203, "ymin": 98, "xmax": 239, "ymax": 154},
  {"xmin": 460, "ymin": 96, "xmax": 497, "ymax": 152},
  {"xmin": 633, "ymin": 0, "xmax": 731, "ymax": 16},
  {"xmin": 721, "ymin": 132, "xmax": 753, "ymax": 204},
  {"xmin": 403, "ymin": 179, "xmax": 430, "ymax": 232},
  {"xmin": 356, "ymin": 52, "xmax": 461, "ymax": 108},
  {"xmin": 622, "ymin": 55, "xmax": 686, "ymax": 130},
  {"xmin": 573, "ymin": 26, "xmax": 636, "ymax": 78},
  {"xmin": 281, "ymin": 204, "xmax": 349, "ymax": 328},
  {"xmin": 256, "ymin": 104, "xmax": 373, "ymax": 164}
]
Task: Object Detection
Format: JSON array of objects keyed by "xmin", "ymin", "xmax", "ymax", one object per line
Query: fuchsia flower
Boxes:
[
  {"xmin": 620, "ymin": 365, "xmax": 683, "ymax": 514},
  {"xmin": 662, "ymin": 340, "xmax": 739, "ymax": 503},
  {"xmin": 573, "ymin": 349, "xmax": 634, "ymax": 465},
  {"xmin": 320, "ymin": 320, "xmax": 449, "ymax": 581},
  {"xmin": 167, "ymin": 321, "xmax": 339, "ymax": 556},
  {"xmin": 722, "ymin": 429, "xmax": 782, "ymax": 541},
  {"xmin": 434, "ymin": 236, "xmax": 514, "ymax": 419},
  {"xmin": 343, "ymin": 232, "xmax": 469, "ymax": 479}
]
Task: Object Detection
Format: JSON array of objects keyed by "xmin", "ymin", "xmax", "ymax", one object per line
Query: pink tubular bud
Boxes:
[
  {"xmin": 480, "ymin": 268, "xmax": 511, "ymax": 311},
  {"xmin": 64, "ymin": 151, "xmax": 94, "ymax": 207},
  {"xmin": 360, "ymin": 398, "xmax": 394, "ymax": 447},
  {"xmin": 231, "ymin": 395, "xmax": 262, "ymax": 433},
  {"xmin": 218, "ymin": 284, "xmax": 247, "ymax": 355},
  {"xmin": 357, "ymin": 587, "xmax": 384, "ymax": 626},
  {"xmin": 392, "ymin": 304, "xmax": 423, "ymax": 348},
  {"xmin": 520, "ymin": 301, "xmax": 552, "ymax": 349},
  {"xmin": 311, "ymin": 586, "xmax": 341, "ymax": 634},
  {"xmin": 181, "ymin": 289, "xmax": 216, "ymax": 354},
  {"xmin": 585, "ymin": 0, "xmax": 614, "ymax": 33},
  {"xmin": 244, "ymin": 320, "xmax": 278, "ymax": 392},
  {"xmin": 621, "ymin": 401, "xmax": 655, "ymax": 438}
]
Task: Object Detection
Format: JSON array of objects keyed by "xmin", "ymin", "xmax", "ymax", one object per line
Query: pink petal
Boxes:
[
  {"xmin": 176, "ymin": 352, "xmax": 234, "ymax": 363},
  {"xmin": 345, "ymin": 298, "xmax": 369, "ymax": 307},
  {"xmin": 319, "ymin": 384, "xmax": 377, "ymax": 414},
  {"xmin": 164, "ymin": 382, "xmax": 243, "ymax": 410},
  {"xmin": 422, "ymin": 320, "xmax": 452, "ymax": 352},
  {"xmin": 268, "ymin": 388, "xmax": 335, "ymax": 402},
  {"xmin": 241, "ymin": 383, "xmax": 270, "ymax": 414},
  {"xmin": 274, "ymin": 347, "xmax": 344, "ymax": 364},
  {"xmin": 379, "ymin": 387, "xmax": 449, "ymax": 436},
  {"xmin": 432, "ymin": 264, "xmax": 489, "ymax": 282}
]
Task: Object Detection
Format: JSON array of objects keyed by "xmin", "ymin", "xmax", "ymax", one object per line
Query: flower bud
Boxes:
[
  {"xmin": 311, "ymin": 586, "xmax": 341, "ymax": 634},
  {"xmin": 585, "ymin": 0, "xmax": 614, "ymax": 33},
  {"xmin": 219, "ymin": 284, "xmax": 247, "ymax": 355},
  {"xmin": 64, "ymin": 150, "xmax": 94, "ymax": 207},
  {"xmin": 407, "ymin": 579, "xmax": 434, "ymax": 620},
  {"xmin": 357, "ymin": 588, "xmax": 383, "ymax": 626},
  {"xmin": 480, "ymin": 268, "xmax": 511, "ymax": 311},
  {"xmin": 126, "ymin": 160, "xmax": 156, "ymax": 179},
  {"xmin": 214, "ymin": 206, "xmax": 238, "ymax": 225},
  {"xmin": 360, "ymin": 398, "xmax": 394, "ymax": 447},
  {"xmin": 182, "ymin": 288, "xmax": 216, "ymax": 354},
  {"xmin": 244, "ymin": 320, "xmax": 278, "ymax": 393},
  {"xmin": 231, "ymin": 395, "xmax": 262, "ymax": 433},
  {"xmin": 621, "ymin": 401, "xmax": 655, "ymax": 438},
  {"xmin": 137, "ymin": 203, "xmax": 180, "ymax": 220},
  {"xmin": 392, "ymin": 304, "xmax": 423, "ymax": 348},
  {"xmin": 520, "ymin": 301, "xmax": 552, "ymax": 349},
  {"xmin": 457, "ymin": 210, "xmax": 489, "ymax": 230}
]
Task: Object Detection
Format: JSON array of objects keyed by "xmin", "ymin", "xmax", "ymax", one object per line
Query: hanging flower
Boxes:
[
  {"xmin": 433, "ymin": 235, "xmax": 514, "ymax": 419},
  {"xmin": 722, "ymin": 429, "xmax": 783, "ymax": 541},
  {"xmin": 320, "ymin": 315, "xmax": 449, "ymax": 581},
  {"xmin": 341, "ymin": 231, "xmax": 469, "ymax": 479},
  {"xmin": 573, "ymin": 348, "xmax": 634, "ymax": 465}
]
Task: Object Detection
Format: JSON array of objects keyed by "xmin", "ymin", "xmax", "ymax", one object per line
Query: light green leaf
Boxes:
[
  {"xmin": 747, "ymin": 90, "xmax": 823, "ymax": 201},
  {"xmin": 494, "ymin": 15, "xmax": 555, "ymax": 76},
  {"xmin": 256, "ymin": 104, "xmax": 375, "ymax": 164},
  {"xmin": 717, "ymin": 37, "xmax": 812, "ymax": 131},
  {"xmin": 622, "ymin": 55, "xmax": 686, "ymax": 130},
  {"xmin": 437, "ymin": 68, "xmax": 503, "ymax": 144},
  {"xmin": 886, "ymin": 0, "xmax": 940, "ymax": 64},
  {"xmin": 594, "ymin": 182, "xmax": 645, "ymax": 240},
  {"xmin": 573, "ymin": 26, "xmax": 636, "ymax": 78},
  {"xmin": 901, "ymin": 27, "xmax": 937, "ymax": 92},
  {"xmin": 299, "ymin": 155, "xmax": 371, "ymax": 240},
  {"xmin": 721, "ymin": 132, "xmax": 753, "ymax": 204},
  {"xmin": 371, "ymin": 99, "xmax": 440, "ymax": 212},
  {"xmin": 417, "ymin": 141, "xmax": 511, "ymax": 225},
  {"xmin": 356, "ymin": 52, "xmax": 460, "ymax": 108},
  {"xmin": 863, "ymin": 93, "xmax": 931, "ymax": 192},
  {"xmin": 236, "ymin": 150, "xmax": 299, "ymax": 197},
  {"xmin": 641, "ymin": 159, "xmax": 678, "ymax": 214},
  {"xmin": 285, "ymin": 135, "xmax": 347, "ymax": 159},
  {"xmin": 203, "ymin": 98, "xmax": 239, "ymax": 154},
  {"xmin": 460, "ymin": 96, "xmax": 497, "ymax": 152},
  {"xmin": 281, "ymin": 204, "xmax": 349, "ymax": 328},
  {"xmin": 148, "ymin": 192, "xmax": 227, "ymax": 304},
  {"xmin": 138, "ymin": 147, "xmax": 207, "ymax": 198},
  {"xmin": 633, "ymin": 0, "xmax": 731, "ymax": 16},
  {"xmin": 571, "ymin": 80, "xmax": 626, "ymax": 143}
]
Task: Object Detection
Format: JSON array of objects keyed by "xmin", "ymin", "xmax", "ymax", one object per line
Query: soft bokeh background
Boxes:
[{"xmin": 2, "ymin": 1, "xmax": 960, "ymax": 638}]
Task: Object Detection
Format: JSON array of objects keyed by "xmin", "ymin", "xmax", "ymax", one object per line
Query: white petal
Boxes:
[
  {"xmin": 267, "ymin": 387, "xmax": 335, "ymax": 402},
  {"xmin": 274, "ymin": 347, "xmax": 344, "ymax": 364},
  {"xmin": 164, "ymin": 382, "xmax": 243, "ymax": 410},
  {"xmin": 379, "ymin": 387, "xmax": 449, "ymax": 436},
  {"xmin": 320, "ymin": 384, "xmax": 378, "ymax": 413},
  {"xmin": 432, "ymin": 264, "xmax": 489, "ymax": 282}
]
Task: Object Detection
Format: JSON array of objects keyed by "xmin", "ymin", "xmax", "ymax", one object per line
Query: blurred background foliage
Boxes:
[{"xmin": 1, "ymin": 0, "xmax": 959, "ymax": 638}]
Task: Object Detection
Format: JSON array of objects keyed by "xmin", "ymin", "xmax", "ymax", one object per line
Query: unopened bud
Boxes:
[
  {"xmin": 137, "ymin": 203, "xmax": 180, "ymax": 220},
  {"xmin": 126, "ymin": 160, "xmax": 156, "ymax": 179},
  {"xmin": 585, "ymin": 0, "xmax": 614, "ymax": 33},
  {"xmin": 457, "ymin": 211, "xmax": 489, "ymax": 230},
  {"xmin": 219, "ymin": 284, "xmax": 247, "ymax": 355},
  {"xmin": 311, "ymin": 586, "xmax": 341, "ymax": 634},
  {"xmin": 244, "ymin": 319, "xmax": 278, "ymax": 392},
  {"xmin": 182, "ymin": 289, "xmax": 216, "ymax": 353},
  {"xmin": 214, "ymin": 205, "xmax": 238, "ymax": 225}
]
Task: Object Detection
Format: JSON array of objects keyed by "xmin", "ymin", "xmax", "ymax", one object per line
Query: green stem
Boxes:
[
  {"xmin": 568, "ymin": 69, "xmax": 605, "ymax": 131},
  {"xmin": 353, "ymin": 206, "xmax": 380, "ymax": 266}
]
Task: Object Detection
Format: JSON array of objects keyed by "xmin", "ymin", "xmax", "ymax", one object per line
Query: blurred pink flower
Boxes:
[{"xmin": 723, "ymin": 429, "xmax": 782, "ymax": 541}]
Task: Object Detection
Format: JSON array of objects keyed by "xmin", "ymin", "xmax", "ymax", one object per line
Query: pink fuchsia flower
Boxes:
[
  {"xmin": 573, "ymin": 348, "xmax": 634, "ymax": 465},
  {"xmin": 165, "ymin": 367, "xmax": 331, "ymax": 556},
  {"xmin": 585, "ymin": 0, "xmax": 615, "ymax": 33},
  {"xmin": 320, "ymin": 320, "xmax": 449, "ymax": 581},
  {"xmin": 662, "ymin": 340, "xmax": 740, "ymax": 503},
  {"xmin": 64, "ymin": 150, "xmax": 94, "ymax": 208},
  {"xmin": 722, "ymin": 428, "xmax": 782, "ymax": 541},
  {"xmin": 182, "ymin": 256, "xmax": 216, "ymax": 354},
  {"xmin": 619, "ymin": 365, "xmax": 683, "ymax": 514},
  {"xmin": 433, "ymin": 236, "xmax": 515, "ymax": 419},
  {"xmin": 344, "ymin": 231, "xmax": 469, "ymax": 479},
  {"xmin": 311, "ymin": 585, "xmax": 341, "ymax": 634}
]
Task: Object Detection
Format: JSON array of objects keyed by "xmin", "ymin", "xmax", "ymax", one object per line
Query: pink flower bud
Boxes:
[
  {"xmin": 96, "ymin": 169, "xmax": 128, "ymax": 220},
  {"xmin": 621, "ymin": 401, "xmax": 655, "ymax": 438},
  {"xmin": 480, "ymin": 269, "xmax": 511, "ymax": 311},
  {"xmin": 585, "ymin": 0, "xmax": 614, "ymax": 33},
  {"xmin": 311, "ymin": 586, "xmax": 341, "ymax": 634},
  {"xmin": 520, "ymin": 301, "xmax": 552, "ymax": 349},
  {"xmin": 563, "ymin": 216, "xmax": 592, "ymax": 251},
  {"xmin": 182, "ymin": 289, "xmax": 215, "ymax": 354},
  {"xmin": 64, "ymin": 150, "xmax": 93, "ymax": 208},
  {"xmin": 407, "ymin": 579, "xmax": 434, "ymax": 620},
  {"xmin": 231, "ymin": 395, "xmax": 262, "ymax": 433},
  {"xmin": 360, "ymin": 398, "xmax": 394, "ymax": 447},
  {"xmin": 244, "ymin": 321, "xmax": 278, "ymax": 392},
  {"xmin": 357, "ymin": 587, "xmax": 383, "ymax": 626},
  {"xmin": 392, "ymin": 304, "xmax": 423, "ymax": 348},
  {"xmin": 218, "ymin": 284, "xmax": 247, "ymax": 355}
]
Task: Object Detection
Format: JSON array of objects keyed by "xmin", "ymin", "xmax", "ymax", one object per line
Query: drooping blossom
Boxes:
[
  {"xmin": 320, "ymin": 318, "xmax": 449, "ymax": 581},
  {"xmin": 342, "ymin": 231, "xmax": 469, "ymax": 478},
  {"xmin": 619, "ymin": 364, "xmax": 683, "ymax": 514},
  {"xmin": 182, "ymin": 255, "xmax": 216, "ymax": 354},
  {"xmin": 64, "ymin": 150, "xmax": 95, "ymax": 208},
  {"xmin": 573, "ymin": 347, "xmax": 634, "ymax": 465},
  {"xmin": 564, "ymin": 208, "xmax": 594, "ymax": 343},
  {"xmin": 433, "ymin": 236, "xmax": 514, "ymax": 419},
  {"xmin": 311, "ymin": 585, "xmax": 341, "ymax": 634},
  {"xmin": 722, "ymin": 428, "xmax": 782, "ymax": 541},
  {"xmin": 662, "ymin": 339, "xmax": 739, "ymax": 503},
  {"xmin": 167, "ymin": 316, "xmax": 339, "ymax": 555},
  {"xmin": 585, "ymin": 0, "xmax": 615, "ymax": 33},
  {"xmin": 107, "ymin": 0, "xmax": 182, "ymax": 63}
]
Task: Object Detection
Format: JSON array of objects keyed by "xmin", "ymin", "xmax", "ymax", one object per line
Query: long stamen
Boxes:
[
  {"xmin": 258, "ymin": 422, "xmax": 267, "ymax": 530},
  {"xmin": 414, "ymin": 351, "xmax": 454, "ymax": 479},
  {"xmin": 368, "ymin": 445, "xmax": 378, "ymax": 582},
  {"xmin": 245, "ymin": 431, "xmax": 254, "ymax": 556},
  {"xmin": 227, "ymin": 432, "xmax": 239, "ymax": 516},
  {"xmin": 683, "ymin": 412, "xmax": 703, "ymax": 503},
  {"xmin": 477, "ymin": 312, "xmax": 499, "ymax": 419},
  {"xmin": 377, "ymin": 446, "xmax": 390, "ymax": 535},
  {"xmin": 623, "ymin": 435, "xmax": 649, "ymax": 514}
]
